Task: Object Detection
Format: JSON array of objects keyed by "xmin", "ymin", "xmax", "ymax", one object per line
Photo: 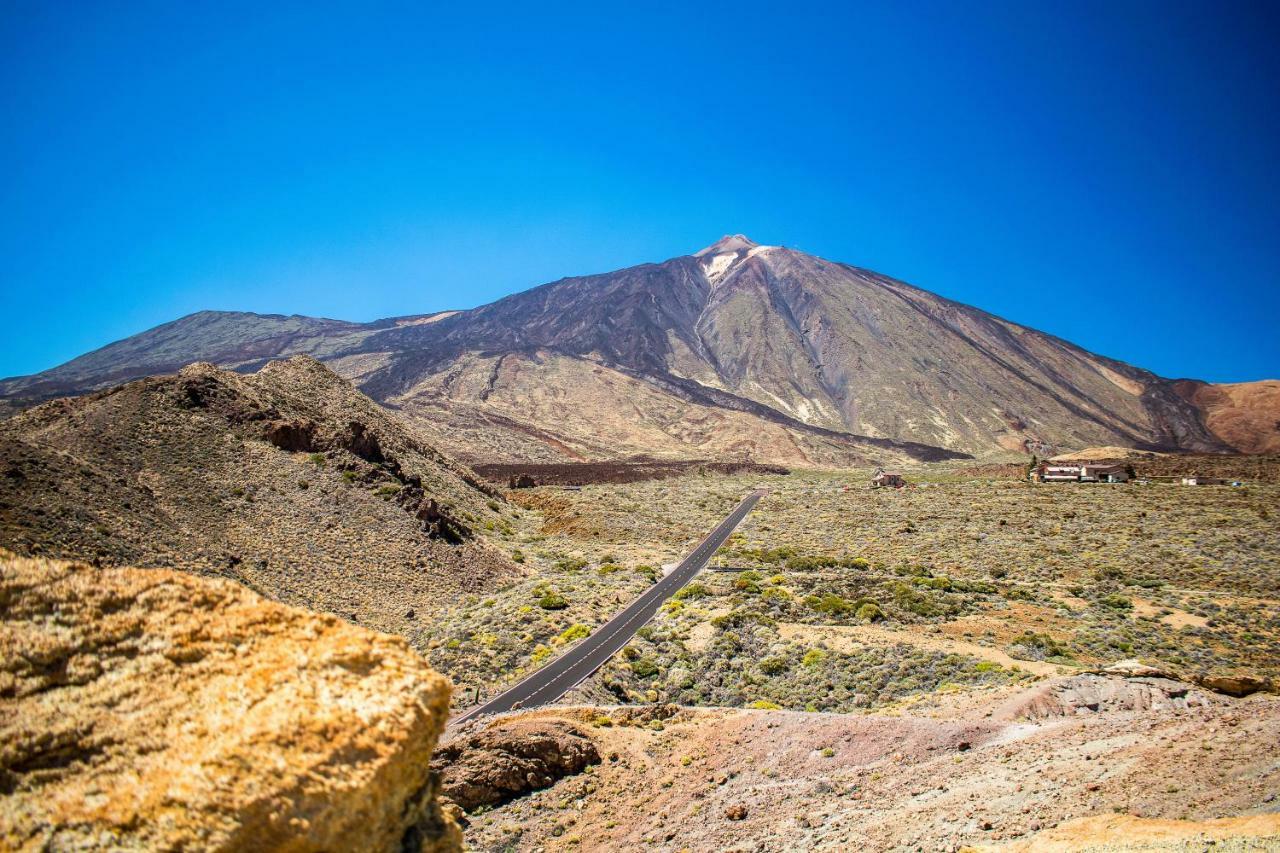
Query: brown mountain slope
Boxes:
[
  {"xmin": 1172, "ymin": 379, "xmax": 1280, "ymax": 454},
  {"xmin": 0, "ymin": 356, "xmax": 520, "ymax": 636},
  {"xmin": 0, "ymin": 235, "xmax": 1256, "ymax": 460},
  {"xmin": 388, "ymin": 348, "xmax": 958, "ymax": 466},
  {"xmin": 349, "ymin": 235, "xmax": 1226, "ymax": 457}
]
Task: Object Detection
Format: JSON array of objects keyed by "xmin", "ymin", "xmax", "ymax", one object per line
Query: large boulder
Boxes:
[
  {"xmin": 1197, "ymin": 673, "xmax": 1272, "ymax": 697},
  {"xmin": 0, "ymin": 553, "xmax": 462, "ymax": 852},
  {"xmin": 434, "ymin": 720, "xmax": 600, "ymax": 811}
]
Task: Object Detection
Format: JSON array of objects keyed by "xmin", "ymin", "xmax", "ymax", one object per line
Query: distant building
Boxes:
[
  {"xmin": 1181, "ymin": 476, "xmax": 1229, "ymax": 486},
  {"xmin": 1080, "ymin": 464, "xmax": 1130, "ymax": 483},
  {"xmin": 1034, "ymin": 462, "xmax": 1130, "ymax": 483},
  {"xmin": 1036, "ymin": 463, "xmax": 1082, "ymax": 482},
  {"xmin": 871, "ymin": 470, "xmax": 906, "ymax": 488}
]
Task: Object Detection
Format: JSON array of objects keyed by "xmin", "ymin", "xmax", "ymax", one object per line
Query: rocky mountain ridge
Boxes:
[{"xmin": 3, "ymin": 236, "xmax": 1273, "ymax": 462}]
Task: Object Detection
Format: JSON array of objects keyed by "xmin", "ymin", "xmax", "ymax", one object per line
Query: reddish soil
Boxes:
[{"xmin": 457, "ymin": 675, "xmax": 1280, "ymax": 852}]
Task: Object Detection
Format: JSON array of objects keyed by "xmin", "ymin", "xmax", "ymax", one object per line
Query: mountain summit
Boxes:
[
  {"xmin": 694, "ymin": 234, "xmax": 759, "ymax": 256},
  {"xmin": 2, "ymin": 237, "xmax": 1267, "ymax": 463}
]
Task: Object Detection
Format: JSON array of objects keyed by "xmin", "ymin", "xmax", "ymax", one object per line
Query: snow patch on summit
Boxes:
[
  {"xmin": 698, "ymin": 238, "xmax": 778, "ymax": 284},
  {"xmin": 701, "ymin": 252, "xmax": 738, "ymax": 284}
]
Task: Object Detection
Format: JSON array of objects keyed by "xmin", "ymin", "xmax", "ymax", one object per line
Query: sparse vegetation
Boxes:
[
  {"xmin": 537, "ymin": 591, "xmax": 569, "ymax": 610},
  {"xmin": 418, "ymin": 466, "xmax": 1279, "ymax": 714}
]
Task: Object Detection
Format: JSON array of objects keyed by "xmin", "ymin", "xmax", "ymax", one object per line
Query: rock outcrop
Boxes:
[
  {"xmin": 0, "ymin": 553, "xmax": 462, "ymax": 852},
  {"xmin": 1197, "ymin": 672, "xmax": 1272, "ymax": 697},
  {"xmin": 997, "ymin": 672, "xmax": 1221, "ymax": 721},
  {"xmin": 434, "ymin": 720, "xmax": 600, "ymax": 811}
]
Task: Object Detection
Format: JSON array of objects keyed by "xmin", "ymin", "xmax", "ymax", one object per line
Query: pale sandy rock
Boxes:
[
  {"xmin": 1197, "ymin": 672, "xmax": 1272, "ymax": 697},
  {"xmin": 0, "ymin": 553, "xmax": 461, "ymax": 852},
  {"xmin": 995, "ymin": 673, "xmax": 1220, "ymax": 721}
]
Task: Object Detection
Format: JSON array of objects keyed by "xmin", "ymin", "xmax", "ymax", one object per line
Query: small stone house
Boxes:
[{"xmin": 871, "ymin": 471, "xmax": 906, "ymax": 488}]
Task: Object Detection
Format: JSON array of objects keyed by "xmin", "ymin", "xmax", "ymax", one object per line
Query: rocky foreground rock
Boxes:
[
  {"xmin": 435, "ymin": 720, "xmax": 601, "ymax": 811},
  {"xmin": 0, "ymin": 553, "xmax": 461, "ymax": 852}
]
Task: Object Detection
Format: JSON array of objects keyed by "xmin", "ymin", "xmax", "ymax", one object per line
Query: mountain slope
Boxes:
[
  {"xmin": 0, "ymin": 308, "xmax": 458, "ymax": 408},
  {"xmin": 2, "ymin": 236, "xmax": 1265, "ymax": 460},
  {"xmin": 1171, "ymin": 379, "xmax": 1280, "ymax": 454},
  {"xmin": 347, "ymin": 235, "xmax": 1229, "ymax": 456},
  {"xmin": 0, "ymin": 356, "xmax": 519, "ymax": 635}
]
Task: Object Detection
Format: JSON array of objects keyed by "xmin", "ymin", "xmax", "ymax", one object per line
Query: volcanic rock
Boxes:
[
  {"xmin": 0, "ymin": 552, "xmax": 462, "ymax": 852},
  {"xmin": 434, "ymin": 720, "xmax": 601, "ymax": 811}
]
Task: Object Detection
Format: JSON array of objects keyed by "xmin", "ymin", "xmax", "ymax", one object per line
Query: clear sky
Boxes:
[{"xmin": 2, "ymin": 1, "xmax": 1277, "ymax": 382}]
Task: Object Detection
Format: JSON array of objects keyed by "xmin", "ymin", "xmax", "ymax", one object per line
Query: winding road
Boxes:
[{"xmin": 453, "ymin": 488, "xmax": 766, "ymax": 725}]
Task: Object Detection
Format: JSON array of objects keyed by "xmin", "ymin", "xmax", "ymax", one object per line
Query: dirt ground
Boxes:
[{"xmin": 457, "ymin": 676, "xmax": 1280, "ymax": 852}]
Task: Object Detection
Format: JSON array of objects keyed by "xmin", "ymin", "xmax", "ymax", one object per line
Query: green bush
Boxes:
[
  {"xmin": 805, "ymin": 593, "xmax": 853, "ymax": 616},
  {"xmin": 711, "ymin": 609, "xmax": 776, "ymax": 630},
  {"xmin": 674, "ymin": 582, "xmax": 710, "ymax": 600},
  {"xmin": 855, "ymin": 602, "xmax": 884, "ymax": 622},
  {"xmin": 1008, "ymin": 631, "xmax": 1069, "ymax": 659},
  {"xmin": 759, "ymin": 656, "xmax": 788, "ymax": 675},
  {"xmin": 738, "ymin": 546, "xmax": 795, "ymax": 564},
  {"xmin": 631, "ymin": 657, "xmax": 659, "ymax": 678},
  {"xmin": 891, "ymin": 582, "xmax": 947, "ymax": 618},
  {"xmin": 537, "ymin": 592, "xmax": 569, "ymax": 610},
  {"xmin": 1101, "ymin": 593, "xmax": 1133, "ymax": 610},
  {"xmin": 556, "ymin": 623, "xmax": 591, "ymax": 644}
]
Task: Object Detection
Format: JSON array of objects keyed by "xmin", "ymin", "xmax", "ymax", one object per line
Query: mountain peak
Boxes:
[{"xmin": 694, "ymin": 234, "xmax": 758, "ymax": 257}]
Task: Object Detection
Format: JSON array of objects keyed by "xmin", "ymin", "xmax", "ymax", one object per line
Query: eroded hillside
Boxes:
[
  {"xmin": 0, "ymin": 356, "xmax": 520, "ymax": 637},
  {"xmin": 448, "ymin": 678, "xmax": 1280, "ymax": 852}
]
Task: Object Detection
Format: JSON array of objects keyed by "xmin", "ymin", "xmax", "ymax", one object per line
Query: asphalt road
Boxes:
[{"xmin": 453, "ymin": 488, "xmax": 766, "ymax": 725}]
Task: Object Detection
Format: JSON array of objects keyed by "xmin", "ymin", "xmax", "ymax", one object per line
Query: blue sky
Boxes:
[{"xmin": 2, "ymin": 1, "xmax": 1277, "ymax": 382}]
